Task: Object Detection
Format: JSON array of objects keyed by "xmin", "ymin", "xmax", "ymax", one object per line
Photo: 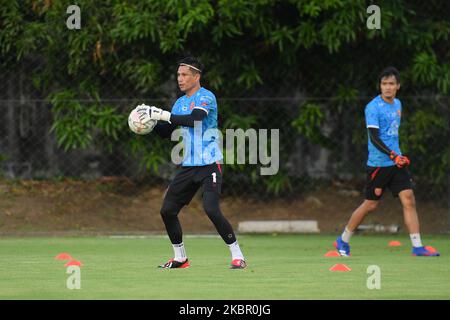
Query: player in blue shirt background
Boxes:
[
  {"xmin": 334, "ymin": 67, "xmax": 440, "ymax": 257},
  {"xmin": 138, "ymin": 56, "xmax": 246, "ymax": 269}
]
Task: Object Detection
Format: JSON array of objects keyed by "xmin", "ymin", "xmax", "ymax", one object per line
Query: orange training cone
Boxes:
[
  {"xmin": 329, "ymin": 264, "xmax": 351, "ymax": 272},
  {"xmin": 388, "ymin": 241, "xmax": 402, "ymax": 247},
  {"xmin": 55, "ymin": 253, "xmax": 73, "ymax": 260},
  {"xmin": 324, "ymin": 250, "xmax": 340, "ymax": 257},
  {"xmin": 64, "ymin": 260, "xmax": 83, "ymax": 267}
]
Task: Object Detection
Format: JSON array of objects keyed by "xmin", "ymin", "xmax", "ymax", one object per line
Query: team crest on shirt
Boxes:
[
  {"xmin": 199, "ymin": 95, "xmax": 213, "ymax": 106},
  {"xmin": 189, "ymin": 101, "xmax": 195, "ymax": 110},
  {"xmin": 397, "ymin": 110, "xmax": 401, "ymax": 117}
]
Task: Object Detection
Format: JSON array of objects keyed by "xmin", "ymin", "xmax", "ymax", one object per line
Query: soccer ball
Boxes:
[{"xmin": 128, "ymin": 107, "xmax": 157, "ymax": 135}]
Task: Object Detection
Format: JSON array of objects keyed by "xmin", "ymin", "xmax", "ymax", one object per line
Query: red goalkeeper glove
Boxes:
[
  {"xmin": 389, "ymin": 151, "xmax": 410, "ymax": 168},
  {"xmin": 399, "ymin": 155, "xmax": 410, "ymax": 167}
]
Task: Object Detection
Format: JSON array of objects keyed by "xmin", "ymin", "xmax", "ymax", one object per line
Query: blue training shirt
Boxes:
[
  {"xmin": 365, "ymin": 95, "xmax": 402, "ymax": 167},
  {"xmin": 171, "ymin": 87, "xmax": 223, "ymax": 166}
]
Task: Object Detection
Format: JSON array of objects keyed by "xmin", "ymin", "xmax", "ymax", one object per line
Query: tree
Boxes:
[{"xmin": 1, "ymin": 0, "xmax": 449, "ymax": 196}]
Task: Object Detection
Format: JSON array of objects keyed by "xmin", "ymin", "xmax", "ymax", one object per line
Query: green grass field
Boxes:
[{"xmin": 0, "ymin": 234, "xmax": 449, "ymax": 299}]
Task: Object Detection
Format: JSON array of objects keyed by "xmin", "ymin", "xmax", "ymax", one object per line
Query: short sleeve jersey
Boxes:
[
  {"xmin": 365, "ymin": 94, "xmax": 402, "ymax": 167},
  {"xmin": 171, "ymin": 87, "xmax": 223, "ymax": 166}
]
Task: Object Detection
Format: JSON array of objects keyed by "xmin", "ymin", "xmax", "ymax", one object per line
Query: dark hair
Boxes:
[
  {"xmin": 178, "ymin": 56, "xmax": 204, "ymax": 75},
  {"xmin": 378, "ymin": 66, "xmax": 400, "ymax": 84}
]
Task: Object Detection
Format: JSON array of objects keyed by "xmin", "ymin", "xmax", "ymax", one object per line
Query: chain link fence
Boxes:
[
  {"xmin": 1, "ymin": 67, "xmax": 449, "ymax": 234},
  {"xmin": 0, "ymin": 0, "xmax": 449, "ymax": 233},
  {"xmin": 1, "ymin": 68, "xmax": 449, "ymax": 204}
]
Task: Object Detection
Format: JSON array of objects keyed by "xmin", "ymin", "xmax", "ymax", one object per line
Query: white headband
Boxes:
[{"xmin": 179, "ymin": 63, "xmax": 202, "ymax": 73}]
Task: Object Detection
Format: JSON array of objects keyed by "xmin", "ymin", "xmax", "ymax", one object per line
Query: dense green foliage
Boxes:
[{"xmin": 1, "ymin": 0, "xmax": 449, "ymax": 196}]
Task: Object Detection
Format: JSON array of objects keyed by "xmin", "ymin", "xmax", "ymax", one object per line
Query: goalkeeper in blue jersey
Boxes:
[
  {"xmin": 334, "ymin": 67, "xmax": 440, "ymax": 257},
  {"xmin": 138, "ymin": 56, "xmax": 246, "ymax": 269}
]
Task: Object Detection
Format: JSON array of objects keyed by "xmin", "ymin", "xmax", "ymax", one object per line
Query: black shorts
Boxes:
[
  {"xmin": 365, "ymin": 165, "xmax": 413, "ymax": 200},
  {"xmin": 164, "ymin": 162, "xmax": 223, "ymax": 206}
]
